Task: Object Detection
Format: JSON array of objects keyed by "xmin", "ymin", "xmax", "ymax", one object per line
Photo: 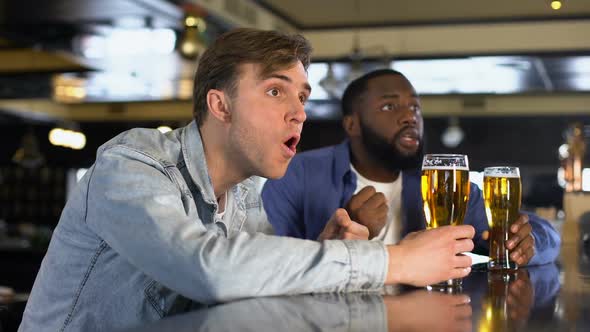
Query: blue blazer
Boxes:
[{"xmin": 262, "ymin": 140, "xmax": 561, "ymax": 265}]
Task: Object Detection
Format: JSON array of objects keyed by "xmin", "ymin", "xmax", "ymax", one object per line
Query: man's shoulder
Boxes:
[
  {"xmin": 98, "ymin": 127, "xmax": 183, "ymax": 161},
  {"xmin": 292, "ymin": 144, "xmax": 342, "ymax": 165},
  {"xmin": 269, "ymin": 144, "xmax": 343, "ymax": 185},
  {"xmin": 402, "ymin": 168, "xmax": 421, "ymax": 177}
]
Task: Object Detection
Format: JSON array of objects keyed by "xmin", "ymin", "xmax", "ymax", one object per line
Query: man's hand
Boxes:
[
  {"xmin": 385, "ymin": 225, "xmax": 475, "ymax": 286},
  {"xmin": 344, "ymin": 186, "xmax": 388, "ymax": 239},
  {"xmin": 482, "ymin": 214, "xmax": 535, "ymax": 266},
  {"xmin": 318, "ymin": 209, "xmax": 370, "ymax": 241}
]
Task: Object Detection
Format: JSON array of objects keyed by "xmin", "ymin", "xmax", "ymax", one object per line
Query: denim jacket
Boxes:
[{"xmin": 19, "ymin": 121, "xmax": 387, "ymax": 332}]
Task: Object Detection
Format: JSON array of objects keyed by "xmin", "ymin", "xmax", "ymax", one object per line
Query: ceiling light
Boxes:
[
  {"xmin": 49, "ymin": 127, "xmax": 86, "ymax": 150},
  {"xmin": 558, "ymin": 144, "xmax": 570, "ymax": 159},
  {"xmin": 441, "ymin": 117, "xmax": 465, "ymax": 148},
  {"xmin": 179, "ymin": 15, "xmax": 207, "ymax": 60},
  {"xmin": 185, "ymin": 16, "xmax": 206, "ymax": 31},
  {"xmin": 319, "ymin": 63, "xmax": 343, "ymax": 99},
  {"xmin": 551, "ymin": 1, "xmax": 562, "ymax": 10},
  {"xmin": 344, "ymin": 35, "xmax": 365, "ymax": 83},
  {"xmin": 53, "ymin": 75, "xmax": 87, "ymax": 102},
  {"xmin": 179, "ymin": 29, "xmax": 205, "ymax": 59}
]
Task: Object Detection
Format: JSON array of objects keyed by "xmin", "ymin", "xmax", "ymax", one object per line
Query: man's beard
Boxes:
[{"xmin": 360, "ymin": 120, "xmax": 424, "ymax": 172}]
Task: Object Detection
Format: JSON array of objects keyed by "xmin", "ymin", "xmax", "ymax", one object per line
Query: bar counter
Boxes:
[{"xmin": 119, "ymin": 215, "xmax": 590, "ymax": 332}]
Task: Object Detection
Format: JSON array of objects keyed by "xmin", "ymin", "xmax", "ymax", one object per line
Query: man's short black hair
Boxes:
[{"xmin": 341, "ymin": 69, "xmax": 406, "ymax": 116}]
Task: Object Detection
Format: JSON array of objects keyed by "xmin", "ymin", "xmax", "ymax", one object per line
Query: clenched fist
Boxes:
[{"xmin": 345, "ymin": 186, "xmax": 388, "ymax": 239}]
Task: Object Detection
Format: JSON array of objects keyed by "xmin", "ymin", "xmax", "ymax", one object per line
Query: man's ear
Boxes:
[
  {"xmin": 206, "ymin": 89, "xmax": 232, "ymax": 123},
  {"xmin": 342, "ymin": 113, "xmax": 361, "ymax": 137}
]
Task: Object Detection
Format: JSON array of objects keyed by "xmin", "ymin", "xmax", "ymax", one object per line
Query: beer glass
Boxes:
[
  {"xmin": 421, "ymin": 154, "xmax": 470, "ymax": 290},
  {"xmin": 483, "ymin": 166, "xmax": 521, "ymax": 271}
]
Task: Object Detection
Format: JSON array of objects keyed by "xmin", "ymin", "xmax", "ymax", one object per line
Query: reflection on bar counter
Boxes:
[{"xmin": 118, "ymin": 264, "xmax": 564, "ymax": 332}]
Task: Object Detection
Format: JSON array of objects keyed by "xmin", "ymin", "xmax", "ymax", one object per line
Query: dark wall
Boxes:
[{"xmin": 422, "ymin": 116, "xmax": 586, "ymax": 170}]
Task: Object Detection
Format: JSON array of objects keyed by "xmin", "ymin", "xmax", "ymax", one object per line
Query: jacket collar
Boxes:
[
  {"xmin": 181, "ymin": 120, "xmax": 217, "ymax": 206},
  {"xmin": 333, "ymin": 140, "xmax": 353, "ymax": 186},
  {"xmin": 181, "ymin": 120, "xmax": 251, "ymax": 210}
]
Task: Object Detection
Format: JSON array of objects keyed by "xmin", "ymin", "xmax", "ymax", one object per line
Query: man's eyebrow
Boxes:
[
  {"xmin": 380, "ymin": 93, "xmax": 400, "ymax": 99},
  {"xmin": 380, "ymin": 92, "xmax": 419, "ymax": 99},
  {"xmin": 265, "ymin": 74, "xmax": 312, "ymax": 94}
]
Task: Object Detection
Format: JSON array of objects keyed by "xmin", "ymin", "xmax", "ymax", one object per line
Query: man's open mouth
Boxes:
[
  {"xmin": 397, "ymin": 128, "xmax": 420, "ymax": 147},
  {"xmin": 283, "ymin": 134, "xmax": 300, "ymax": 154}
]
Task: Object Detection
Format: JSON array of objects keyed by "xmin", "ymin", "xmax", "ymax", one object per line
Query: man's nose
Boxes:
[
  {"xmin": 398, "ymin": 106, "xmax": 418, "ymax": 126},
  {"xmin": 289, "ymin": 99, "xmax": 307, "ymax": 124}
]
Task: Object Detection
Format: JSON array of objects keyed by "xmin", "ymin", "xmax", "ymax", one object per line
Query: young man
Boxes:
[
  {"xmin": 262, "ymin": 69, "xmax": 560, "ymax": 266},
  {"xmin": 20, "ymin": 31, "xmax": 474, "ymax": 331}
]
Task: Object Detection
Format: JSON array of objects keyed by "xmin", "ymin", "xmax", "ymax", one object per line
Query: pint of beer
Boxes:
[
  {"xmin": 421, "ymin": 154, "xmax": 470, "ymax": 289},
  {"xmin": 483, "ymin": 166, "xmax": 521, "ymax": 271},
  {"xmin": 421, "ymin": 155, "xmax": 470, "ymax": 229}
]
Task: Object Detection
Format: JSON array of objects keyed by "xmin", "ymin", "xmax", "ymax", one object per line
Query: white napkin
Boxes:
[{"xmin": 463, "ymin": 252, "xmax": 490, "ymax": 265}]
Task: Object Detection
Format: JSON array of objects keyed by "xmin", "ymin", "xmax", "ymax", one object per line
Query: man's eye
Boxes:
[
  {"xmin": 381, "ymin": 104, "xmax": 397, "ymax": 111},
  {"xmin": 266, "ymin": 88, "xmax": 280, "ymax": 97},
  {"xmin": 299, "ymin": 94, "xmax": 308, "ymax": 105}
]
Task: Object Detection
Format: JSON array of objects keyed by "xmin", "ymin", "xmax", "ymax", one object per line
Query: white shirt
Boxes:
[
  {"xmin": 215, "ymin": 190, "xmax": 230, "ymax": 222},
  {"xmin": 350, "ymin": 164, "xmax": 403, "ymax": 245}
]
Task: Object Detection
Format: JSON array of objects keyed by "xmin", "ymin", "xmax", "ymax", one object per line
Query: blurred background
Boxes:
[{"xmin": 0, "ymin": 0, "xmax": 589, "ymax": 318}]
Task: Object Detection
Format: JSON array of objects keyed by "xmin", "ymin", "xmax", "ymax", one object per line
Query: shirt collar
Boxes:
[{"xmin": 333, "ymin": 139, "xmax": 354, "ymax": 185}]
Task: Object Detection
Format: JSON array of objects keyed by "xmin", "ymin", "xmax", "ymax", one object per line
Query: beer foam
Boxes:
[
  {"xmin": 422, "ymin": 166, "xmax": 469, "ymax": 171},
  {"xmin": 484, "ymin": 167, "xmax": 520, "ymax": 178},
  {"xmin": 484, "ymin": 172, "xmax": 520, "ymax": 178}
]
